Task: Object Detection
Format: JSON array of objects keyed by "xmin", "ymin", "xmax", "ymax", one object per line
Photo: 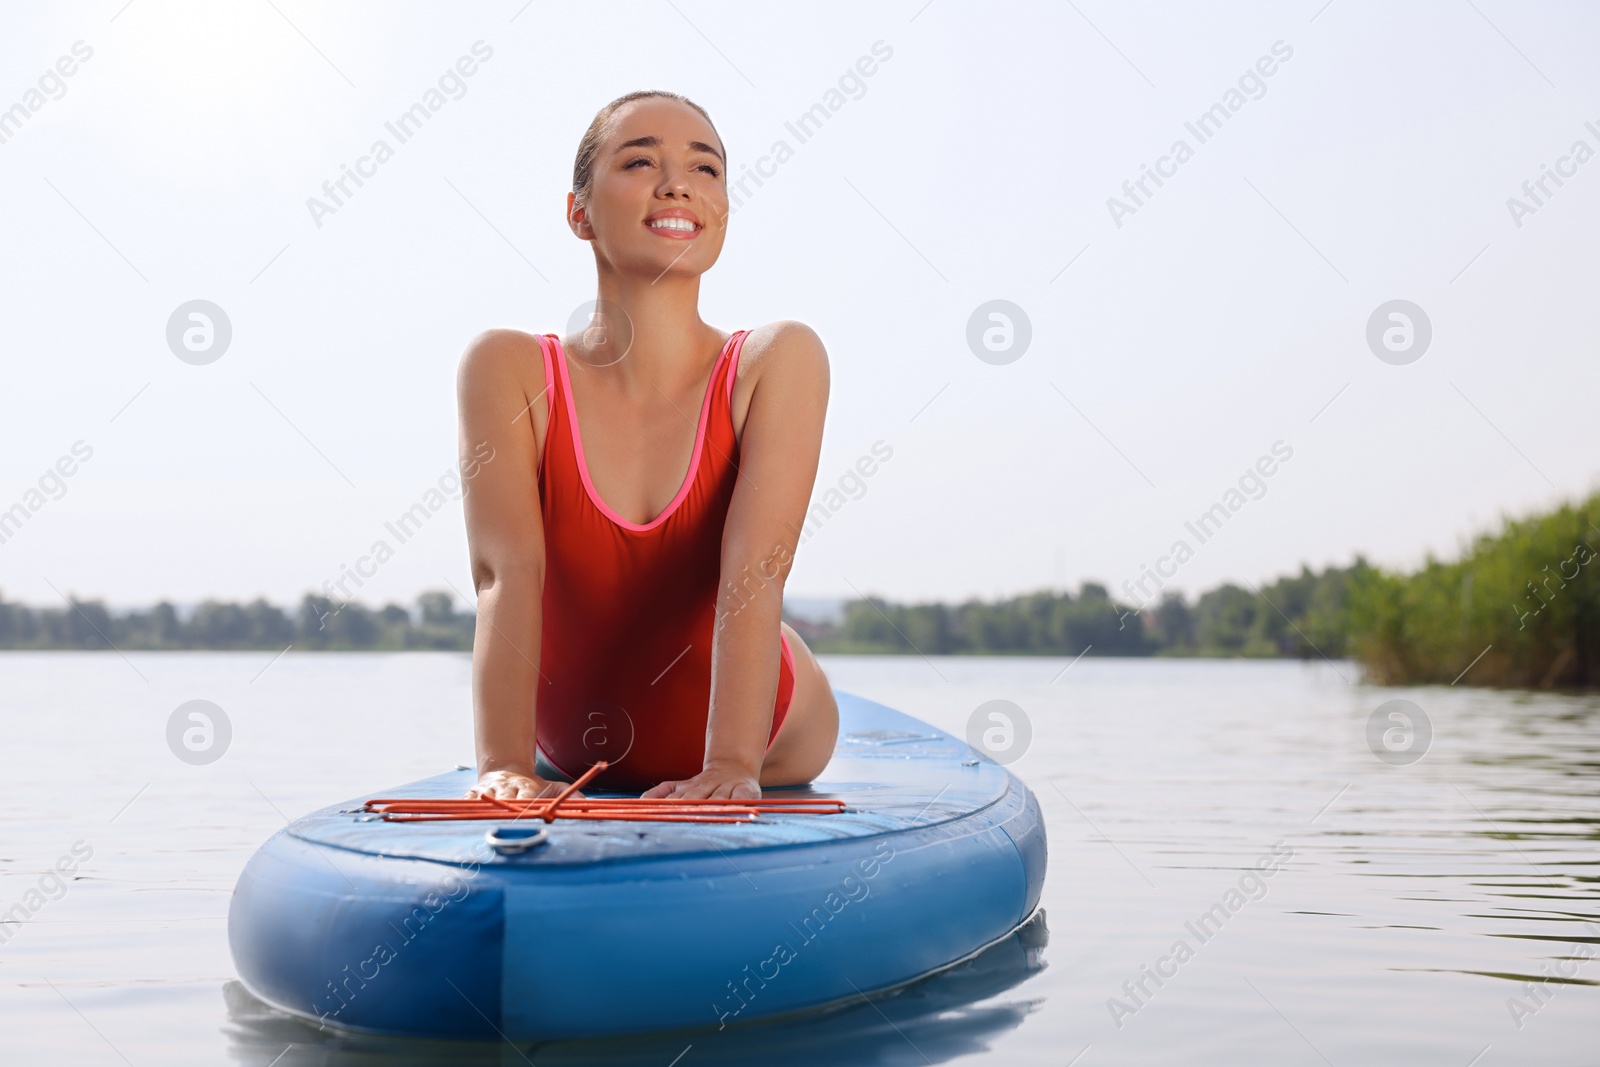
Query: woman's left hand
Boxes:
[{"xmin": 641, "ymin": 760, "xmax": 761, "ymax": 800}]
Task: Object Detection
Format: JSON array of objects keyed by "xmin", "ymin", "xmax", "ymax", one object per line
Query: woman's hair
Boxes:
[{"xmin": 571, "ymin": 90, "xmax": 724, "ymax": 209}]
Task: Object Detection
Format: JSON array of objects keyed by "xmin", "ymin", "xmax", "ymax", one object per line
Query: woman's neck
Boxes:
[{"xmin": 570, "ymin": 270, "xmax": 716, "ymax": 393}]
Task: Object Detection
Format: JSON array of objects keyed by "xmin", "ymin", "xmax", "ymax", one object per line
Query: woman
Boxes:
[{"xmin": 456, "ymin": 91, "xmax": 838, "ymax": 802}]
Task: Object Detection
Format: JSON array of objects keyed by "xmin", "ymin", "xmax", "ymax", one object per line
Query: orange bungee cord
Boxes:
[{"xmin": 363, "ymin": 761, "xmax": 848, "ymax": 824}]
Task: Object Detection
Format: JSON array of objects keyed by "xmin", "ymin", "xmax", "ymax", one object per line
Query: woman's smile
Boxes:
[{"xmin": 645, "ymin": 207, "xmax": 703, "ymax": 239}]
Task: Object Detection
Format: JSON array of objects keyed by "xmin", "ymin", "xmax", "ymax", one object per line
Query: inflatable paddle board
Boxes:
[{"xmin": 228, "ymin": 691, "xmax": 1047, "ymax": 1039}]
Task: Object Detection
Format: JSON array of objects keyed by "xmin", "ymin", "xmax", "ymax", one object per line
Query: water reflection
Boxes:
[{"xmin": 222, "ymin": 909, "xmax": 1049, "ymax": 1066}]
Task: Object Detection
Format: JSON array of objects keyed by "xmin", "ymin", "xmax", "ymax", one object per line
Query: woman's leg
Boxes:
[{"xmin": 759, "ymin": 622, "xmax": 839, "ymax": 787}]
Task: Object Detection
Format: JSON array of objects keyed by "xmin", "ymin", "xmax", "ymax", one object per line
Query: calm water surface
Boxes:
[{"xmin": 1, "ymin": 652, "xmax": 1596, "ymax": 1065}]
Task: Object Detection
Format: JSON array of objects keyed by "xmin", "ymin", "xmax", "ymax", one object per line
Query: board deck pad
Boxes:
[{"xmin": 295, "ymin": 697, "xmax": 1005, "ymax": 866}]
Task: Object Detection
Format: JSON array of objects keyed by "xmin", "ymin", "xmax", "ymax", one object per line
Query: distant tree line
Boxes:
[
  {"xmin": 796, "ymin": 564, "xmax": 1369, "ymax": 660},
  {"xmin": 3, "ymin": 490, "xmax": 1594, "ymax": 689},
  {"xmin": 0, "ymin": 571, "xmax": 1365, "ymax": 660},
  {"xmin": 0, "ymin": 591, "xmax": 474, "ymax": 651}
]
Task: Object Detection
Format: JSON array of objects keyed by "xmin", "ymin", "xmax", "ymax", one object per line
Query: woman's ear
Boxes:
[{"xmin": 567, "ymin": 192, "xmax": 592, "ymax": 239}]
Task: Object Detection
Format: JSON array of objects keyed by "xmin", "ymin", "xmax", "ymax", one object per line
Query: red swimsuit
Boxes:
[{"xmin": 533, "ymin": 330, "xmax": 795, "ymax": 792}]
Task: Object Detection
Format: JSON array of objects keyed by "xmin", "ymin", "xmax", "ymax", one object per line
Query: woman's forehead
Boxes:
[{"xmin": 606, "ymin": 99, "xmax": 721, "ymax": 157}]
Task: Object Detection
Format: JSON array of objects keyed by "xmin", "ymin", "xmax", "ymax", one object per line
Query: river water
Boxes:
[{"xmin": 0, "ymin": 652, "xmax": 1595, "ymax": 1065}]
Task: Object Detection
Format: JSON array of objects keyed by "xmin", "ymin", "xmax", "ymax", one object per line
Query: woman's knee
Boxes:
[{"xmin": 763, "ymin": 625, "xmax": 837, "ymax": 785}]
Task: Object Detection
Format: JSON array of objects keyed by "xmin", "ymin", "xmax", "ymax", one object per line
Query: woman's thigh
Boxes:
[{"xmin": 760, "ymin": 622, "xmax": 839, "ymax": 787}]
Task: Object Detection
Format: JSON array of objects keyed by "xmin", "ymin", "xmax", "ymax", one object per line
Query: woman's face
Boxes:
[{"xmin": 572, "ymin": 98, "xmax": 729, "ymax": 279}]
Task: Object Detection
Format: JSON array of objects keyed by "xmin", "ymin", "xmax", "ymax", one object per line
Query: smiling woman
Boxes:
[{"xmin": 456, "ymin": 91, "xmax": 839, "ymax": 800}]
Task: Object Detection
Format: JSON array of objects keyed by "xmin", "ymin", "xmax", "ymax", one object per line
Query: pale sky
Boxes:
[{"xmin": 2, "ymin": 0, "xmax": 1597, "ymax": 612}]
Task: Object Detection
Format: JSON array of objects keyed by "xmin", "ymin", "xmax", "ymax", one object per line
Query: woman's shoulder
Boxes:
[
  {"xmin": 457, "ymin": 327, "xmax": 549, "ymax": 390},
  {"xmin": 456, "ymin": 329, "xmax": 553, "ymax": 449},
  {"xmin": 728, "ymin": 322, "xmax": 829, "ymax": 439},
  {"xmin": 734, "ymin": 320, "xmax": 829, "ymax": 385},
  {"xmin": 460, "ymin": 326, "xmax": 548, "ymax": 365}
]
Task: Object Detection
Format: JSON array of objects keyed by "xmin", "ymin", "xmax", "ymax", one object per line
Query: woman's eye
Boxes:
[{"xmin": 624, "ymin": 156, "xmax": 719, "ymax": 178}]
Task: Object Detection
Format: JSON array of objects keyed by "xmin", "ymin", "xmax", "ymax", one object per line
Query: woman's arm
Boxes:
[
  {"xmin": 642, "ymin": 322, "xmax": 830, "ymax": 799},
  {"xmin": 456, "ymin": 330, "xmax": 572, "ymax": 801}
]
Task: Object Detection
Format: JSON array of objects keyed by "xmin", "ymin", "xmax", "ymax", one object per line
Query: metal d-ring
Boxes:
[{"xmin": 485, "ymin": 825, "xmax": 549, "ymax": 855}]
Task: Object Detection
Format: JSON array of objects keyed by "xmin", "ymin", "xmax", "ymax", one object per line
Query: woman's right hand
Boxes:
[{"xmin": 466, "ymin": 769, "xmax": 584, "ymax": 801}]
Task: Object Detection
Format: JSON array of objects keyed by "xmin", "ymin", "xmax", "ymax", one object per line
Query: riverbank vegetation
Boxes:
[
  {"xmin": 2, "ymin": 493, "xmax": 1594, "ymax": 688},
  {"xmin": 1346, "ymin": 491, "xmax": 1598, "ymax": 688}
]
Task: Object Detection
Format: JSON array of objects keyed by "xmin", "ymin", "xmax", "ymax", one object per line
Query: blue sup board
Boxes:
[{"xmin": 228, "ymin": 691, "xmax": 1047, "ymax": 1040}]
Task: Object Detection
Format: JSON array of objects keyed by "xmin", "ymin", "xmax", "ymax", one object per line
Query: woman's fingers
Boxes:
[
  {"xmin": 467, "ymin": 770, "xmax": 577, "ymax": 801},
  {"xmin": 464, "ymin": 778, "xmax": 588, "ymax": 801},
  {"xmin": 648, "ymin": 776, "xmax": 759, "ymax": 800}
]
